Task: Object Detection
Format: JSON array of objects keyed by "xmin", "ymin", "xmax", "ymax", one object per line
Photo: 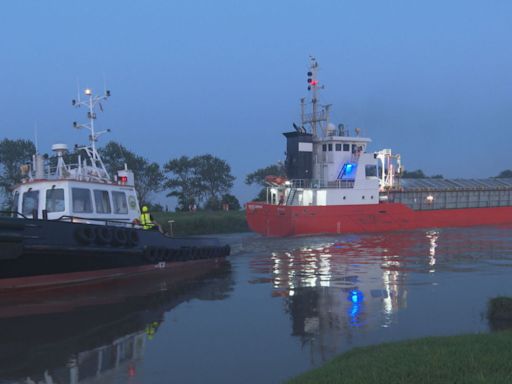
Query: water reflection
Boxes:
[
  {"xmin": 249, "ymin": 226, "xmax": 512, "ymax": 365},
  {"xmin": 0, "ymin": 261, "xmax": 233, "ymax": 383}
]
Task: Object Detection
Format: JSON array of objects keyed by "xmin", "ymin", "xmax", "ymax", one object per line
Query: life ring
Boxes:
[
  {"xmin": 112, "ymin": 228, "xmax": 128, "ymax": 246},
  {"xmin": 95, "ymin": 227, "xmax": 113, "ymax": 245},
  {"xmin": 74, "ymin": 226, "xmax": 96, "ymax": 245}
]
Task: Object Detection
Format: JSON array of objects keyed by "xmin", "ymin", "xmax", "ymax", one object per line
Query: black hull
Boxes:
[{"xmin": 0, "ymin": 216, "xmax": 230, "ymax": 287}]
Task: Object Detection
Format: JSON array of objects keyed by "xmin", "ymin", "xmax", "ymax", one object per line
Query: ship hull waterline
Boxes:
[{"xmin": 246, "ymin": 202, "xmax": 512, "ymax": 237}]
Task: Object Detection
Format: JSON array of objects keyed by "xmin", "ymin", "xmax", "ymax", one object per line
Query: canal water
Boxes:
[{"xmin": 2, "ymin": 225, "xmax": 512, "ymax": 383}]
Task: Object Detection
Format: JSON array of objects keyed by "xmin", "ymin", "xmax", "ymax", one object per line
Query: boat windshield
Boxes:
[
  {"xmin": 22, "ymin": 190, "xmax": 39, "ymax": 216},
  {"xmin": 11, "ymin": 191, "xmax": 19, "ymax": 214}
]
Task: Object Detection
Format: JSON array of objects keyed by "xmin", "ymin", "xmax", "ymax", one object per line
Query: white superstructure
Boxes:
[
  {"xmin": 268, "ymin": 58, "xmax": 402, "ymax": 207},
  {"xmin": 11, "ymin": 89, "xmax": 141, "ymax": 225}
]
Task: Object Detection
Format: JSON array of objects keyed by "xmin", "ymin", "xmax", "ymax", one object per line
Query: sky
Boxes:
[{"xmin": 1, "ymin": 0, "xmax": 511, "ymax": 207}]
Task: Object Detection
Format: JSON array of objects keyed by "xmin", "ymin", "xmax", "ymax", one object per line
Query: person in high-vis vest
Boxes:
[{"xmin": 140, "ymin": 205, "xmax": 157, "ymax": 230}]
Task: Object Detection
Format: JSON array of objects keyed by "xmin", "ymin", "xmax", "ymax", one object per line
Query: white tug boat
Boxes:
[
  {"xmin": 0, "ymin": 89, "xmax": 230, "ymax": 290},
  {"xmin": 12, "ymin": 88, "xmax": 140, "ymax": 225}
]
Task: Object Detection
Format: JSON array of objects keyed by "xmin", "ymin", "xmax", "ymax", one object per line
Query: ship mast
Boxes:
[
  {"xmin": 301, "ymin": 57, "xmax": 329, "ymax": 137},
  {"xmin": 72, "ymin": 88, "xmax": 111, "ymax": 181}
]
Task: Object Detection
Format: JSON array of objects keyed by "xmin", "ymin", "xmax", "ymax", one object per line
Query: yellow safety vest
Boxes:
[{"xmin": 140, "ymin": 212, "xmax": 154, "ymax": 230}]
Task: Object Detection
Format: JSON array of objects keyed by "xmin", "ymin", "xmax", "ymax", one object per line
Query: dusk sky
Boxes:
[{"xmin": 1, "ymin": 0, "xmax": 511, "ymax": 206}]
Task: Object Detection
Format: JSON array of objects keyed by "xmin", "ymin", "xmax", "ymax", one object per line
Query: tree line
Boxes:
[
  {"xmin": 0, "ymin": 138, "xmax": 240, "ymax": 211},
  {"xmin": 1, "ymin": 137, "xmax": 512, "ymax": 209}
]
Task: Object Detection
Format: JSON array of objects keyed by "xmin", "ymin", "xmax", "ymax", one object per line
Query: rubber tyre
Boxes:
[
  {"xmin": 127, "ymin": 229, "xmax": 139, "ymax": 246},
  {"xmin": 95, "ymin": 227, "xmax": 113, "ymax": 245},
  {"xmin": 74, "ymin": 226, "xmax": 96, "ymax": 245},
  {"xmin": 112, "ymin": 228, "xmax": 128, "ymax": 246}
]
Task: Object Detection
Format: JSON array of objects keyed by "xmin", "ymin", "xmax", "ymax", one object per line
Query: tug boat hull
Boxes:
[{"xmin": 0, "ymin": 216, "xmax": 230, "ymax": 290}]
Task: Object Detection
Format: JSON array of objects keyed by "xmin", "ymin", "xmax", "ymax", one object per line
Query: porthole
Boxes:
[{"xmin": 362, "ymin": 196, "xmax": 365, "ymax": 199}]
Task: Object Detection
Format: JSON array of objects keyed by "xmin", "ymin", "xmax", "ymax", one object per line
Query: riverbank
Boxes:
[
  {"xmin": 153, "ymin": 210, "xmax": 249, "ymax": 236},
  {"xmin": 288, "ymin": 297, "xmax": 512, "ymax": 383},
  {"xmin": 287, "ymin": 330, "xmax": 512, "ymax": 384}
]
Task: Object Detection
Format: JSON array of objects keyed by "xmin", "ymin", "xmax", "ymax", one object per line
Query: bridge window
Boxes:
[
  {"xmin": 46, "ymin": 188, "xmax": 65, "ymax": 212},
  {"xmin": 94, "ymin": 190, "xmax": 112, "ymax": 214},
  {"xmin": 322, "ymin": 144, "xmax": 327, "ymax": 152},
  {"xmin": 22, "ymin": 190, "xmax": 39, "ymax": 216},
  {"xmin": 335, "ymin": 144, "xmax": 342, "ymax": 151},
  {"xmin": 365, "ymin": 165, "xmax": 377, "ymax": 177},
  {"xmin": 328, "ymin": 144, "xmax": 333, "ymax": 151},
  {"xmin": 72, "ymin": 188, "xmax": 93, "ymax": 213},
  {"xmin": 343, "ymin": 144, "xmax": 350, "ymax": 151},
  {"xmin": 112, "ymin": 191, "xmax": 128, "ymax": 214}
]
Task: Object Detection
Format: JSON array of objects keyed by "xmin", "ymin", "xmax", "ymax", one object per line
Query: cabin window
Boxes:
[
  {"xmin": 365, "ymin": 165, "xmax": 377, "ymax": 177},
  {"xmin": 352, "ymin": 144, "xmax": 357, "ymax": 153},
  {"xmin": 322, "ymin": 144, "xmax": 327, "ymax": 152},
  {"xmin": 11, "ymin": 191, "xmax": 19, "ymax": 213},
  {"xmin": 72, "ymin": 188, "xmax": 93, "ymax": 213},
  {"xmin": 94, "ymin": 190, "xmax": 112, "ymax": 214},
  {"xmin": 46, "ymin": 188, "xmax": 65, "ymax": 213},
  {"xmin": 328, "ymin": 144, "xmax": 333, "ymax": 151},
  {"xmin": 112, "ymin": 191, "xmax": 128, "ymax": 214},
  {"xmin": 22, "ymin": 190, "xmax": 39, "ymax": 216},
  {"xmin": 335, "ymin": 144, "xmax": 342, "ymax": 151},
  {"xmin": 343, "ymin": 144, "xmax": 350, "ymax": 151}
]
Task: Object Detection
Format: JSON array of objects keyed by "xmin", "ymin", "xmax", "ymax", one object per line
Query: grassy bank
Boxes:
[
  {"xmin": 287, "ymin": 331, "xmax": 512, "ymax": 384},
  {"xmin": 289, "ymin": 297, "xmax": 512, "ymax": 383},
  {"xmin": 153, "ymin": 210, "xmax": 249, "ymax": 236}
]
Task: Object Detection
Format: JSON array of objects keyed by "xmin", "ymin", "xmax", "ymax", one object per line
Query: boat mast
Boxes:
[
  {"xmin": 72, "ymin": 88, "xmax": 111, "ymax": 181},
  {"xmin": 302, "ymin": 57, "xmax": 328, "ymax": 138}
]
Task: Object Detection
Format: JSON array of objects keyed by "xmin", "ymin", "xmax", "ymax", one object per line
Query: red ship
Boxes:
[{"xmin": 246, "ymin": 58, "xmax": 512, "ymax": 237}]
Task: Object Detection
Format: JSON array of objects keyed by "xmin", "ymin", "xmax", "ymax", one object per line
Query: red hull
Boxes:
[{"xmin": 246, "ymin": 202, "xmax": 512, "ymax": 237}]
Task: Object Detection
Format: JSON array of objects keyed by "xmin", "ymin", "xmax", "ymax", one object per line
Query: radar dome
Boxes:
[{"xmin": 326, "ymin": 123, "xmax": 336, "ymax": 136}]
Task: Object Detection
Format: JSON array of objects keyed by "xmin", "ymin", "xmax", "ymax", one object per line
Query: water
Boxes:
[{"xmin": 2, "ymin": 225, "xmax": 512, "ymax": 383}]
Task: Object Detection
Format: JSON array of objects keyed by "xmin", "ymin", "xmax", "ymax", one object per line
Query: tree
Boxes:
[
  {"xmin": 0, "ymin": 138, "xmax": 36, "ymax": 206},
  {"xmin": 221, "ymin": 193, "xmax": 241, "ymax": 211},
  {"xmin": 245, "ymin": 163, "xmax": 286, "ymax": 201},
  {"xmin": 245, "ymin": 163, "xmax": 286, "ymax": 186},
  {"xmin": 496, "ymin": 169, "xmax": 512, "ymax": 178},
  {"xmin": 194, "ymin": 154, "xmax": 235, "ymax": 205},
  {"xmin": 164, "ymin": 156, "xmax": 202, "ymax": 211},
  {"xmin": 401, "ymin": 169, "xmax": 426, "ymax": 179},
  {"xmin": 164, "ymin": 154, "xmax": 235, "ymax": 211},
  {"xmin": 99, "ymin": 141, "xmax": 164, "ymax": 205}
]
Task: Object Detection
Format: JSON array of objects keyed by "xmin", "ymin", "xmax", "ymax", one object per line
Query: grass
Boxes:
[
  {"xmin": 288, "ymin": 297, "xmax": 512, "ymax": 384},
  {"xmin": 287, "ymin": 331, "xmax": 512, "ymax": 384},
  {"xmin": 153, "ymin": 210, "xmax": 249, "ymax": 236}
]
